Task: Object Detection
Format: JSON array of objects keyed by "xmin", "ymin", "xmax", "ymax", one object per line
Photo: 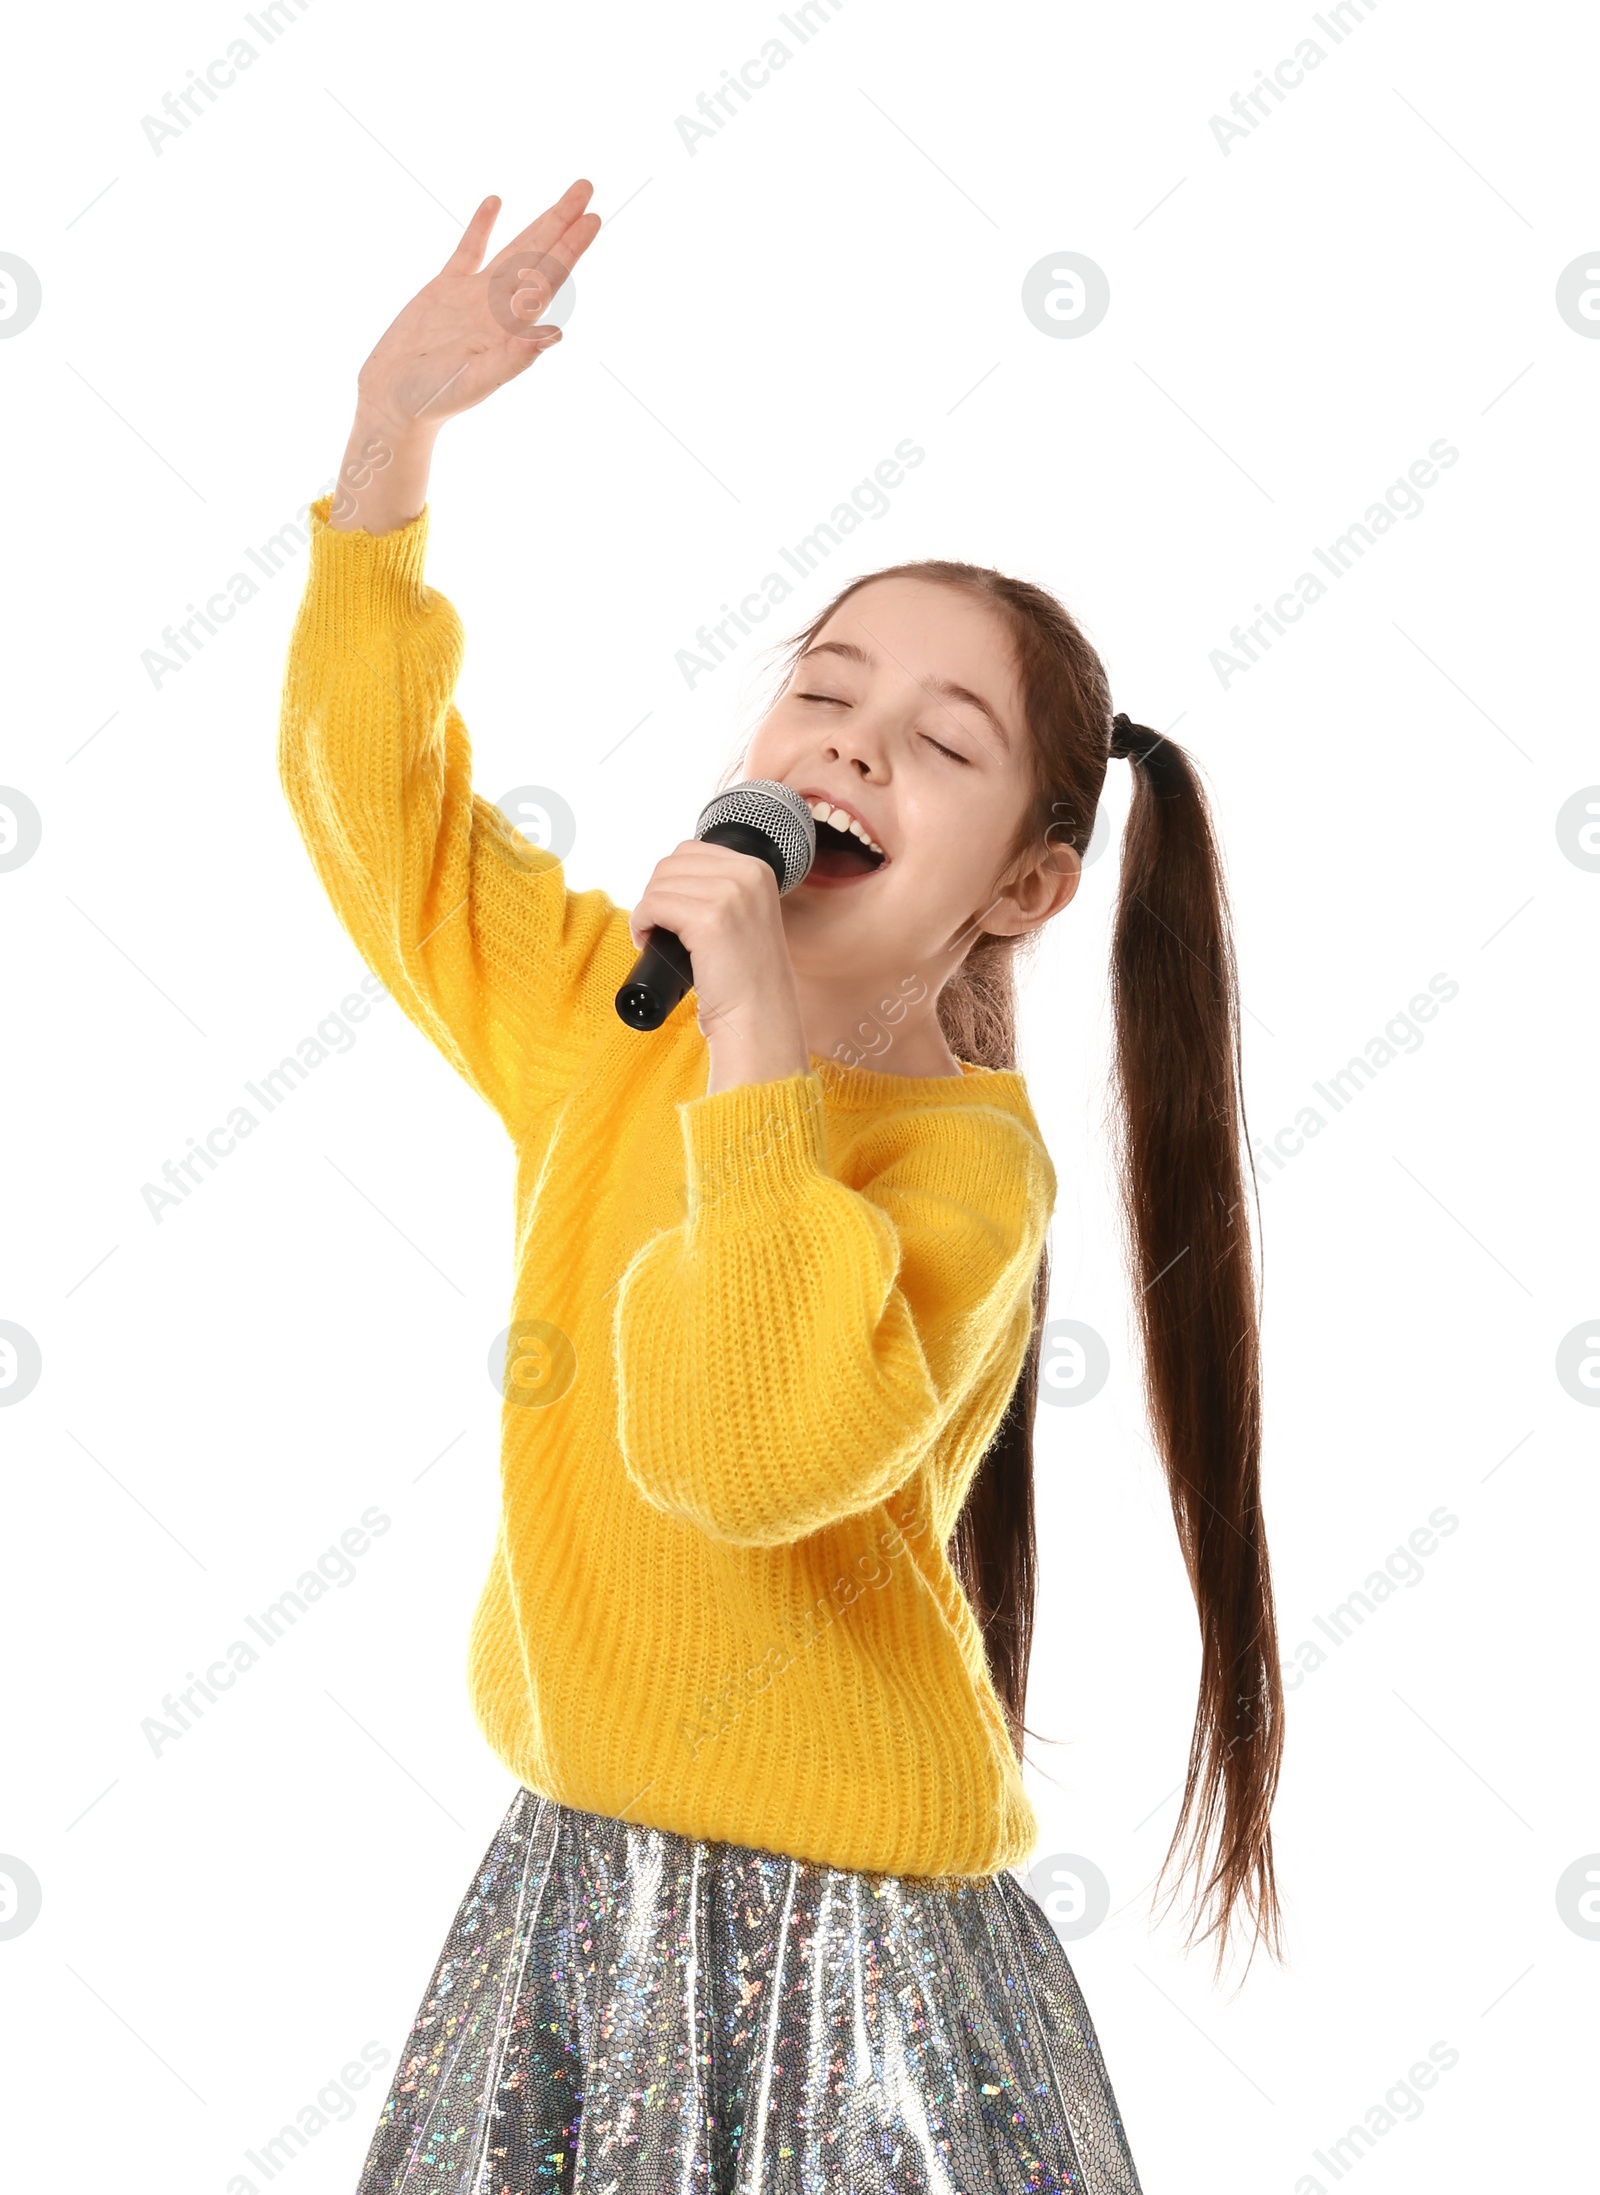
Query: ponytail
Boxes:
[
  {"xmin": 759, "ymin": 565, "xmax": 1286, "ymax": 1980},
  {"xmin": 1107, "ymin": 716, "xmax": 1284, "ymax": 1982}
]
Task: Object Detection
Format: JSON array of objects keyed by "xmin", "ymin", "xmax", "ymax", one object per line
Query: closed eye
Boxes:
[{"xmin": 799, "ymin": 693, "xmax": 967, "ymax": 762}]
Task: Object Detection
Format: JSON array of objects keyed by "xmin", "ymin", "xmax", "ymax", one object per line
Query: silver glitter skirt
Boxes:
[{"xmin": 357, "ymin": 1786, "xmax": 1144, "ymax": 2195}]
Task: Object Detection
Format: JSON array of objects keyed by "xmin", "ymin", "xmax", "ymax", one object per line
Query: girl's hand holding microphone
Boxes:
[
  {"xmin": 329, "ymin": 180, "xmax": 601, "ymax": 534},
  {"xmin": 628, "ymin": 848, "xmax": 812, "ymax": 1096}
]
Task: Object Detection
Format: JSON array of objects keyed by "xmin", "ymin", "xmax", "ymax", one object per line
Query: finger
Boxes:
[
  {"xmin": 502, "ymin": 221, "xmax": 596, "ymax": 322},
  {"xmin": 493, "ymin": 209, "xmax": 601, "ymax": 330},
  {"xmin": 548, "ymin": 208, "xmax": 602, "ymax": 277},
  {"xmin": 443, "ymin": 194, "xmax": 502, "ymax": 277},
  {"xmin": 494, "ymin": 179, "xmax": 595, "ymax": 270},
  {"xmin": 527, "ymin": 212, "xmax": 601, "ymax": 300},
  {"xmin": 631, "ymin": 880, "xmax": 752, "ymax": 943},
  {"xmin": 627, "ymin": 882, "xmax": 711, "ymax": 943},
  {"xmin": 549, "ymin": 211, "xmax": 602, "ymax": 284}
]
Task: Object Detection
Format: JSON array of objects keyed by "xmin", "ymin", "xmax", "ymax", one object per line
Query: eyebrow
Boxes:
[{"xmin": 798, "ymin": 639, "xmax": 1012, "ymax": 755}]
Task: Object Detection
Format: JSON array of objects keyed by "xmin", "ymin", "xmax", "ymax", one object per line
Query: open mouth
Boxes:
[{"xmin": 806, "ymin": 815, "xmax": 888, "ymax": 885}]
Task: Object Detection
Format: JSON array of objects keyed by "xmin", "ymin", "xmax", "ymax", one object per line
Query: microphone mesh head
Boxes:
[{"xmin": 694, "ymin": 779, "xmax": 817, "ymax": 894}]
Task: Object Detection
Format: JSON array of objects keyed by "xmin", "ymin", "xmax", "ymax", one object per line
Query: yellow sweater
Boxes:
[{"xmin": 277, "ymin": 493, "xmax": 1058, "ymax": 1881}]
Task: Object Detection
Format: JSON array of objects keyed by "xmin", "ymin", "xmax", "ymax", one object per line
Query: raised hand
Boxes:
[
  {"xmin": 329, "ymin": 181, "xmax": 601, "ymax": 532},
  {"xmin": 356, "ymin": 182, "xmax": 600, "ymax": 434}
]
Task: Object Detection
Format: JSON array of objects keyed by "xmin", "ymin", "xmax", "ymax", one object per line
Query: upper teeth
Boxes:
[{"xmin": 807, "ymin": 799, "xmax": 885, "ymax": 858}]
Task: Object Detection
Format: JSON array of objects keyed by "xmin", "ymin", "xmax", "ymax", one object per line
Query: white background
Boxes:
[{"xmin": 2, "ymin": 0, "xmax": 1595, "ymax": 2188}]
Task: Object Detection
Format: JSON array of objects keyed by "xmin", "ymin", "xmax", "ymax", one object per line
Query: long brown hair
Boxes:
[{"xmin": 744, "ymin": 560, "xmax": 1284, "ymax": 1981}]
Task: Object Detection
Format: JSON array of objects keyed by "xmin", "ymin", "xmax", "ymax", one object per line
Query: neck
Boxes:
[{"xmin": 792, "ymin": 968, "xmax": 964, "ymax": 1078}]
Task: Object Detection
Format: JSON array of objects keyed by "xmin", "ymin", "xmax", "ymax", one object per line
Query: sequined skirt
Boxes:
[{"xmin": 357, "ymin": 1786, "xmax": 1144, "ymax": 2195}]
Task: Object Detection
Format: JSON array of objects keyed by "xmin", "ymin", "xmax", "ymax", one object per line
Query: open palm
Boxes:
[{"xmin": 356, "ymin": 181, "xmax": 601, "ymax": 434}]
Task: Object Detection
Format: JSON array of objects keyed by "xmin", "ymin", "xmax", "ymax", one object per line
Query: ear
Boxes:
[{"xmin": 975, "ymin": 836, "xmax": 1082, "ymax": 942}]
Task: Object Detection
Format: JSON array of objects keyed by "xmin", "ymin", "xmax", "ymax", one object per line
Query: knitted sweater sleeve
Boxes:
[
  {"xmin": 612, "ymin": 1068, "xmax": 1053, "ymax": 1547},
  {"xmin": 276, "ymin": 494, "xmax": 629, "ymax": 1141}
]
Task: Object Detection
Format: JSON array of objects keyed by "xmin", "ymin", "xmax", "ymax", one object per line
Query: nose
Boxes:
[{"xmin": 821, "ymin": 715, "xmax": 890, "ymax": 781}]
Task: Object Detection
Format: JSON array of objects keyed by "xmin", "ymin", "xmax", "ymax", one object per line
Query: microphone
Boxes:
[{"xmin": 614, "ymin": 779, "xmax": 817, "ymax": 1030}]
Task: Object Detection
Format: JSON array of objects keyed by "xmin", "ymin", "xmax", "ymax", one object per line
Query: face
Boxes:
[{"xmin": 741, "ymin": 576, "xmax": 1081, "ymax": 1010}]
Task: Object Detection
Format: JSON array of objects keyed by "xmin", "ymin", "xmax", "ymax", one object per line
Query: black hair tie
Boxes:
[{"xmin": 1109, "ymin": 712, "xmax": 1164, "ymax": 764}]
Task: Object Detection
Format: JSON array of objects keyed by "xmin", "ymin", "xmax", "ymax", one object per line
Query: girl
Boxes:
[{"xmin": 279, "ymin": 179, "xmax": 1284, "ymax": 2195}]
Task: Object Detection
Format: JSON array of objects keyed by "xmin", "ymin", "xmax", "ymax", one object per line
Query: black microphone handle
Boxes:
[{"xmin": 614, "ymin": 820, "xmax": 789, "ymax": 1031}]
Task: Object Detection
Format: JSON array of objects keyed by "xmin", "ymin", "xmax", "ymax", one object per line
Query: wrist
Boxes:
[
  {"xmin": 350, "ymin": 388, "xmax": 441, "ymax": 451},
  {"xmin": 329, "ymin": 409, "xmax": 438, "ymax": 534},
  {"xmin": 703, "ymin": 1022, "xmax": 811, "ymax": 1097}
]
